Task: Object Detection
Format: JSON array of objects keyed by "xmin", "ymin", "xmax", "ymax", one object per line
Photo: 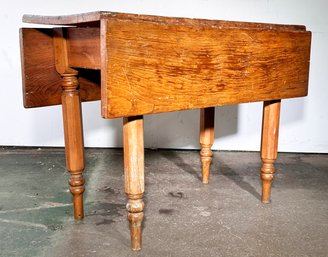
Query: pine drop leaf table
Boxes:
[{"xmin": 19, "ymin": 11, "xmax": 311, "ymax": 250}]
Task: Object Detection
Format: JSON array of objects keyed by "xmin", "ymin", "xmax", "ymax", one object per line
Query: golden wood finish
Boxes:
[
  {"xmin": 22, "ymin": 11, "xmax": 306, "ymax": 30},
  {"xmin": 20, "ymin": 12, "xmax": 311, "ymax": 116},
  {"xmin": 66, "ymin": 28, "xmax": 101, "ymax": 70},
  {"xmin": 123, "ymin": 116, "xmax": 145, "ymax": 251},
  {"xmin": 20, "ymin": 28, "xmax": 100, "ymax": 108},
  {"xmin": 260, "ymin": 100, "xmax": 281, "ymax": 203},
  {"xmin": 20, "ymin": 11, "xmax": 311, "ymax": 250},
  {"xmin": 102, "ymin": 16, "xmax": 310, "ymax": 118},
  {"xmin": 200, "ymin": 107, "xmax": 215, "ymax": 184},
  {"xmin": 54, "ymin": 28, "xmax": 85, "ymax": 219},
  {"xmin": 61, "ymin": 73, "xmax": 85, "ymax": 219}
]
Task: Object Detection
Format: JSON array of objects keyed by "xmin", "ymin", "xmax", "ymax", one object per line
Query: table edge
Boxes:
[{"xmin": 22, "ymin": 11, "xmax": 307, "ymax": 31}]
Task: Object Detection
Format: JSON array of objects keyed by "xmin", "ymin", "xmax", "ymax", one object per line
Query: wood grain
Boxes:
[
  {"xmin": 20, "ymin": 28, "xmax": 100, "ymax": 108},
  {"xmin": 200, "ymin": 107, "xmax": 215, "ymax": 184},
  {"xmin": 61, "ymin": 74, "xmax": 85, "ymax": 219},
  {"xmin": 23, "ymin": 11, "xmax": 306, "ymax": 31},
  {"xmin": 260, "ymin": 100, "xmax": 281, "ymax": 203},
  {"xmin": 123, "ymin": 116, "xmax": 145, "ymax": 250},
  {"xmin": 22, "ymin": 11, "xmax": 106, "ymax": 26},
  {"xmin": 20, "ymin": 11, "xmax": 312, "ymax": 251},
  {"xmin": 53, "ymin": 28, "xmax": 76, "ymax": 75},
  {"xmin": 66, "ymin": 28, "xmax": 101, "ymax": 70},
  {"xmin": 102, "ymin": 18, "xmax": 311, "ymax": 118}
]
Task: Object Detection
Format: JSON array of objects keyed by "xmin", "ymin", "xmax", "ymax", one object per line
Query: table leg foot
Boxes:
[
  {"xmin": 261, "ymin": 159, "xmax": 275, "ymax": 203},
  {"xmin": 200, "ymin": 147, "xmax": 212, "ymax": 184},
  {"xmin": 200, "ymin": 107, "xmax": 215, "ymax": 184},
  {"xmin": 123, "ymin": 116, "xmax": 145, "ymax": 250},
  {"xmin": 69, "ymin": 172, "xmax": 85, "ymax": 219},
  {"xmin": 127, "ymin": 196, "xmax": 144, "ymax": 251},
  {"xmin": 260, "ymin": 100, "xmax": 281, "ymax": 204}
]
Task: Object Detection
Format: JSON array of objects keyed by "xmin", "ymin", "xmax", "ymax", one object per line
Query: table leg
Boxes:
[
  {"xmin": 61, "ymin": 72, "xmax": 85, "ymax": 219},
  {"xmin": 123, "ymin": 116, "xmax": 145, "ymax": 251},
  {"xmin": 200, "ymin": 107, "xmax": 215, "ymax": 184},
  {"xmin": 260, "ymin": 100, "xmax": 281, "ymax": 203}
]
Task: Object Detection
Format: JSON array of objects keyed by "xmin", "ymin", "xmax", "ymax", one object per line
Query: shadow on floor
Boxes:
[
  {"xmin": 160, "ymin": 150, "xmax": 202, "ymax": 182},
  {"xmin": 217, "ymin": 158, "xmax": 262, "ymax": 201},
  {"xmin": 160, "ymin": 150, "xmax": 261, "ymax": 201}
]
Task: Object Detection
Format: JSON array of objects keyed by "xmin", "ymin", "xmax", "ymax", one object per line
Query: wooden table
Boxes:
[{"xmin": 20, "ymin": 11, "xmax": 311, "ymax": 250}]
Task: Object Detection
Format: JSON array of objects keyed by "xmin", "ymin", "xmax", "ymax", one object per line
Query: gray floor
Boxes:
[{"xmin": 0, "ymin": 147, "xmax": 327, "ymax": 257}]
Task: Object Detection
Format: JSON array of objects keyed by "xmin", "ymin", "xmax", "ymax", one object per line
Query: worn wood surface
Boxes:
[
  {"xmin": 66, "ymin": 28, "xmax": 101, "ymax": 70},
  {"xmin": 22, "ymin": 11, "xmax": 306, "ymax": 31},
  {"xmin": 102, "ymin": 17, "xmax": 311, "ymax": 118},
  {"xmin": 123, "ymin": 116, "xmax": 145, "ymax": 251},
  {"xmin": 22, "ymin": 11, "xmax": 107, "ymax": 26},
  {"xmin": 260, "ymin": 100, "xmax": 281, "ymax": 203},
  {"xmin": 20, "ymin": 11, "xmax": 312, "ymax": 251},
  {"xmin": 20, "ymin": 28, "xmax": 100, "ymax": 108},
  {"xmin": 200, "ymin": 107, "xmax": 215, "ymax": 184},
  {"xmin": 53, "ymin": 28, "xmax": 86, "ymax": 219},
  {"xmin": 53, "ymin": 28, "xmax": 75, "ymax": 75},
  {"xmin": 61, "ymin": 74, "xmax": 85, "ymax": 219},
  {"xmin": 20, "ymin": 13, "xmax": 311, "ymax": 113}
]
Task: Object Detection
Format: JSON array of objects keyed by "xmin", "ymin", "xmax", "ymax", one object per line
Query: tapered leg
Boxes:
[
  {"xmin": 200, "ymin": 107, "xmax": 215, "ymax": 184},
  {"xmin": 61, "ymin": 73, "xmax": 85, "ymax": 219},
  {"xmin": 260, "ymin": 100, "xmax": 281, "ymax": 203},
  {"xmin": 123, "ymin": 116, "xmax": 145, "ymax": 251}
]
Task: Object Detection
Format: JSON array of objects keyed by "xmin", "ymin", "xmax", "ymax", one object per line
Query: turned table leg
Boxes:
[
  {"xmin": 61, "ymin": 72, "xmax": 85, "ymax": 219},
  {"xmin": 260, "ymin": 100, "xmax": 281, "ymax": 203},
  {"xmin": 123, "ymin": 116, "xmax": 145, "ymax": 250},
  {"xmin": 200, "ymin": 107, "xmax": 215, "ymax": 184}
]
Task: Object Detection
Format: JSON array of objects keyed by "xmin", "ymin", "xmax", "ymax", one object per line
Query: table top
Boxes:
[
  {"xmin": 20, "ymin": 11, "xmax": 311, "ymax": 119},
  {"xmin": 23, "ymin": 11, "xmax": 306, "ymax": 31}
]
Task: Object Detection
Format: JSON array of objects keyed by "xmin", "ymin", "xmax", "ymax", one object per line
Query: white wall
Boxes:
[{"xmin": 0, "ymin": 0, "xmax": 327, "ymax": 153}]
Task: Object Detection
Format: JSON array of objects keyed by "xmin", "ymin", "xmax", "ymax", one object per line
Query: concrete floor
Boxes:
[{"xmin": 0, "ymin": 147, "xmax": 327, "ymax": 257}]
